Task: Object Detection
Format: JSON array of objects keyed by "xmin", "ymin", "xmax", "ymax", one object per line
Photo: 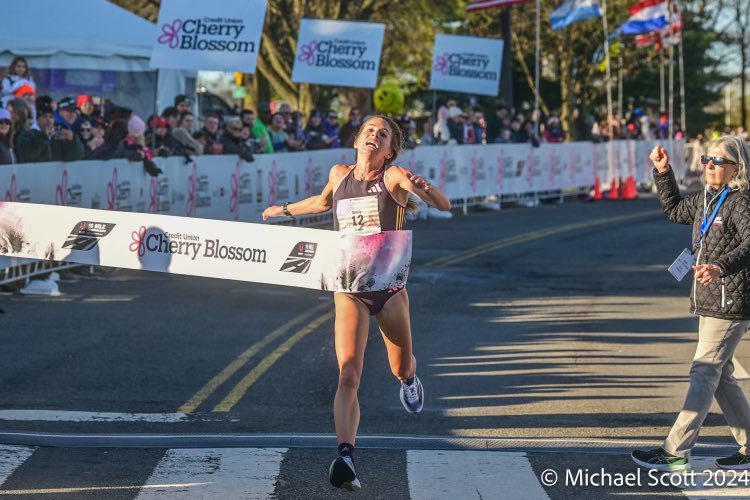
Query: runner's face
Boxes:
[{"xmin": 355, "ymin": 117, "xmax": 393, "ymax": 163}]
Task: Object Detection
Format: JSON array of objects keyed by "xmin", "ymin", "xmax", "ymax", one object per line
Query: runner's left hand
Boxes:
[{"xmin": 406, "ymin": 172, "xmax": 431, "ymax": 192}]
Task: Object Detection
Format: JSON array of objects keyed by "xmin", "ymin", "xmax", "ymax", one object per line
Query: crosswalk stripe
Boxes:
[
  {"xmin": 407, "ymin": 450, "xmax": 549, "ymax": 500},
  {"xmin": 134, "ymin": 448, "xmax": 287, "ymax": 500},
  {"xmin": 682, "ymin": 457, "xmax": 750, "ymax": 499},
  {"xmin": 0, "ymin": 445, "xmax": 33, "ymax": 487}
]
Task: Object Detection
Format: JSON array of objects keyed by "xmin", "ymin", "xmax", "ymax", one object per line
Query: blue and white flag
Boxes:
[{"xmin": 550, "ymin": 0, "xmax": 602, "ymax": 31}]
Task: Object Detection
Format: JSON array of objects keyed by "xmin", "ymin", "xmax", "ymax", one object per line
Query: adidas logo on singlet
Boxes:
[{"xmin": 367, "ymin": 184, "xmax": 383, "ymax": 194}]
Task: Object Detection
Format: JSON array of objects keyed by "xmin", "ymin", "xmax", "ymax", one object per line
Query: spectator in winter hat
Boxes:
[
  {"xmin": 145, "ymin": 116, "xmax": 171, "ymax": 157},
  {"xmin": 55, "ymin": 97, "xmax": 83, "ymax": 133},
  {"xmin": 15, "ymin": 98, "xmax": 84, "ymax": 163},
  {"xmin": 114, "ymin": 113, "xmax": 161, "ymax": 177},
  {"xmin": 0, "ymin": 108, "xmax": 14, "ymax": 164},
  {"xmin": 77, "ymin": 95, "xmax": 96, "ymax": 119},
  {"xmin": 174, "ymin": 94, "xmax": 191, "ymax": 114},
  {"xmin": 13, "ymin": 82, "xmax": 37, "ymax": 129},
  {"xmin": 2, "ymin": 56, "xmax": 36, "ymax": 109}
]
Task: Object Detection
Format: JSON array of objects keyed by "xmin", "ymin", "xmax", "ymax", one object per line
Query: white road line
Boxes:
[
  {"xmin": 678, "ymin": 456, "xmax": 750, "ymax": 499},
  {"xmin": 407, "ymin": 450, "xmax": 549, "ymax": 500},
  {"xmin": 0, "ymin": 445, "xmax": 34, "ymax": 486},
  {"xmin": 0, "ymin": 410, "xmax": 188, "ymax": 423},
  {"xmin": 135, "ymin": 448, "xmax": 287, "ymax": 500}
]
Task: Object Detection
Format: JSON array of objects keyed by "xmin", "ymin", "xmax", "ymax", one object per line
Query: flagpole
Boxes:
[
  {"xmin": 601, "ymin": 0, "xmax": 614, "ymax": 182},
  {"xmin": 659, "ymin": 49, "xmax": 665, "ymax": 112},
  {"xmin": 534, "ymin": 0, "xmax": 540, "ymax": 137},
  {"xmin": 677, "ymin": 4, "xmax": 686, "ymax": 134},
  {"xmin": 617, "ymin": 34, "xmax": 624, "ymax": 118},
  {"xmin": 668, "ymin": 0, "xmax": 675, "ymax": 144}
]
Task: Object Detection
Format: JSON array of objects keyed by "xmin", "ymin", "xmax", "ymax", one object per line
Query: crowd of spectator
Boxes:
[{"xmin": 3, "ymin": 55, "xmax": 749, "ymax": 172}]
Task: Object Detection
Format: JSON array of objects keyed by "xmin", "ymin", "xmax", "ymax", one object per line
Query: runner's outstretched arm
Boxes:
[{"xmin": 262, "ymin": 167, "xmax": 338, "ymax": 220}]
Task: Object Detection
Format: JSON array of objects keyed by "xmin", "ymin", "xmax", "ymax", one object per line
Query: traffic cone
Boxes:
[
  {"xmin": 607, "ymin": 178, "xmax": 619, "ymax": 200},
  {"xmin": 618, "ymin": 177, "xmax": 626, "ymax": 198},
  {"xmin": 592, "ymin": 176, "xmax": 602, "ymax": 200},
  {"xmin": 623, "ymin": 176, "xmax": 638, "ymax": 200}
]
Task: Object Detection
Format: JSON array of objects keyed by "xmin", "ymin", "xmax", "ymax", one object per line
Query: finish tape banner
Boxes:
[{"xmin": 0, "ymin": 202, "xmax": 411, "ymax": 292}]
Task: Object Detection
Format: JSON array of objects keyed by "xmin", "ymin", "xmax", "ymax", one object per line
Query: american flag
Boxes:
[{"xmin": 466, "ymin": 0, "xmax": 534, "ymax": 12}]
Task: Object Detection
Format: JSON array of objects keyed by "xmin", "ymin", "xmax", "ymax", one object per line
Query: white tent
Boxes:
[{"xmin": 0, "ymin": 0, "xmax": 191, "ymax": 117}]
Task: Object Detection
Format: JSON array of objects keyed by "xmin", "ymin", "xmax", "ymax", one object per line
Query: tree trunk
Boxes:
[{"xmin": 559, "ymin": 35, "xmax": 574, "ymax": 136}]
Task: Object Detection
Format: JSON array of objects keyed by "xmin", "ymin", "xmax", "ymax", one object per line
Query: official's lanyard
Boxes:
[{"xmin": 698, "ymin": 186, "xmax": 729, "ymax": 247}]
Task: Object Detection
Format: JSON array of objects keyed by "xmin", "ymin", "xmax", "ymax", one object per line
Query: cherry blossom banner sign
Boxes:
[
  {"xmin": 292, "ymin": 19, "xmax": 385, "ymax": 89},
  {"xmin": 429, "ymin": 34, "xmax": 503, "ymax": 96},
  {"xmin": 150, "ymin": 0, "xmax": 268, "ymax": 72}
]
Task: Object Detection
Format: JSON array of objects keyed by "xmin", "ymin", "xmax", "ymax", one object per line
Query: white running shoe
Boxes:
[
  {"xmin": 329, "ymin": 455, "xmax": 362, "ymax": 491},
  {"xmin": 400, "ymin": 375, "xmax": 424, "ymax": 413}
]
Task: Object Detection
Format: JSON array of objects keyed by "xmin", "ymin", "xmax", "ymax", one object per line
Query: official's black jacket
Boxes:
[{"xmin": 654, "ymin": 166, "xmax": 750, "ymax": 319}]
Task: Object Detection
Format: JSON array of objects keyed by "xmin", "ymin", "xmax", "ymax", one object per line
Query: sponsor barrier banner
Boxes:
[
  {"xmin": 429, "ymin": 34, "xmax": 504, "ymax": 96},
  {"xmin": 150, "ymin": 0, "xmax": 268, "ymax": 72},
  {"xmin": 292, "ymin": 19, "xmax": 385, "ymax": 88},
  {"xmin": 0, "ymin": 140, "xmax": 685, "ymax": 223},
  {"xmin": 0, "ymin": 202, "xmax": 411, "ymax": 292}
]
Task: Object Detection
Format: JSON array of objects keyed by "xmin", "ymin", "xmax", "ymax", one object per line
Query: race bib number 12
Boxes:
[{"xmin": 337, "ymin": 196, "xmax": 381, "ymax": 237}]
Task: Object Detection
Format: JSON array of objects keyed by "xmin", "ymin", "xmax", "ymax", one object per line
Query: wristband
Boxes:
[{"xmin": 282, "ymin": 201, "xmax": 296, "ymax": 220}]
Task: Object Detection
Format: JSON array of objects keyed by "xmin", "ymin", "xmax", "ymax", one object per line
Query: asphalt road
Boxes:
[{"xmin": 1, "ymin": 194, "xmax": 749, "ymax": 499}]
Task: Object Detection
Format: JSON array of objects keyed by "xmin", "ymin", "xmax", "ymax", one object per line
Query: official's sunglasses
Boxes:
[{"xmin": 700, "ymin": 155, "xmax": 736, "ymax": 166}]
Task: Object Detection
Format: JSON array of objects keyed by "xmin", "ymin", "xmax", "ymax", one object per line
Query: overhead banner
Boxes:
[
  {"xmin": 0, "ymin": 202, "xmax": 411, "ymax": 292},
  {"xmin": 429, "ymin": 34, "xmax": 503, "ymax": 96},
  {"xmin": 150, "ymin": 0, "xmax": 268, "ymax": 72},
  {"xmin": 292, "ymin": 19, "xmax": 385, "ymax": 88}
]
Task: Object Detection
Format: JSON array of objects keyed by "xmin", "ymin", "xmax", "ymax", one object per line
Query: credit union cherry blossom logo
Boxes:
[
  {"xmin": 298, "ymin": 41, "xmax": 318, "ymax": 65},
  {"xmin": 130, "ymin": 226, "xmax": 147, "ymax": 257},
  {"xmin": 434, "ymin": 53, "xmax": 450, "ymax": 74},
  {"xmin": 158, "ymin": 19, "xmax": 183, "ymax": 49}
]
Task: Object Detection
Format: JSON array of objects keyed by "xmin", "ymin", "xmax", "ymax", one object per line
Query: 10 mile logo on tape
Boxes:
[
  {"xmin": 62, "ymin": 222, "xmax": 116, "ymax": 251},
  {"xmin": 280, "ymin": 242, "xmax": 317, "ymax": 274}
]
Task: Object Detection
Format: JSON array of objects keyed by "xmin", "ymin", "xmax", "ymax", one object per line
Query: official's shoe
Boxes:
[
  {"xmin": 631, "ymin": 448, "xmax": 690, "ymax": 471},
  {"xmin": 400, "ymin": 375, "xmax": 424, "ymax": 414},
  {"xmin": 716, "ymin": 452, "xmax": 750, "ymax": 470},
  {"xmin": 329, "ymin": 455, "xmax": 361, "ymax": 491}
]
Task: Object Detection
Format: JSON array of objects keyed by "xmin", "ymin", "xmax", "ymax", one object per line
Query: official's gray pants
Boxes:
[{"xmin": 663, "ymin": 316, "xmax": 750, "ymax": 458}]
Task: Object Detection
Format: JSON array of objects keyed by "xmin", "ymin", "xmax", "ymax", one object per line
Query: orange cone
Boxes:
[
  {"xmin": 618, "ymin": 177, "xmax": 626, "ymax": 198},
  {"xmin": 592, "ymin": 176, "xmax": 602, "ymax": 200},
  {"xmin": 607, "ymin": 178, "xmax": 619, "ymax": 200},
  {"xmin": 623, "ymin": 176, "xmax": 638, "ymax": 200}
]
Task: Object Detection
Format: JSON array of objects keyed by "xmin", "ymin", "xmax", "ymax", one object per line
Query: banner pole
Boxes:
[
  {"xmin": 151, "ymin": 69, "xmax": 159, "ymax": 151},
  {"xmin": 534, "ymin": 0, "xmax": 541, "ymax": 137}
]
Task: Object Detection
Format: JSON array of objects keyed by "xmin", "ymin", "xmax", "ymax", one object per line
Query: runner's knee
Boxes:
[{"xmin": 339, "ymin": 363, "xmax": 362, "ymax": 391}]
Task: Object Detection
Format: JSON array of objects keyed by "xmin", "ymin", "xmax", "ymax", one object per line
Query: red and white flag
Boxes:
[{"xmin": 466, "ymin": 0, "xmax": 533, "ymax": 12}]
